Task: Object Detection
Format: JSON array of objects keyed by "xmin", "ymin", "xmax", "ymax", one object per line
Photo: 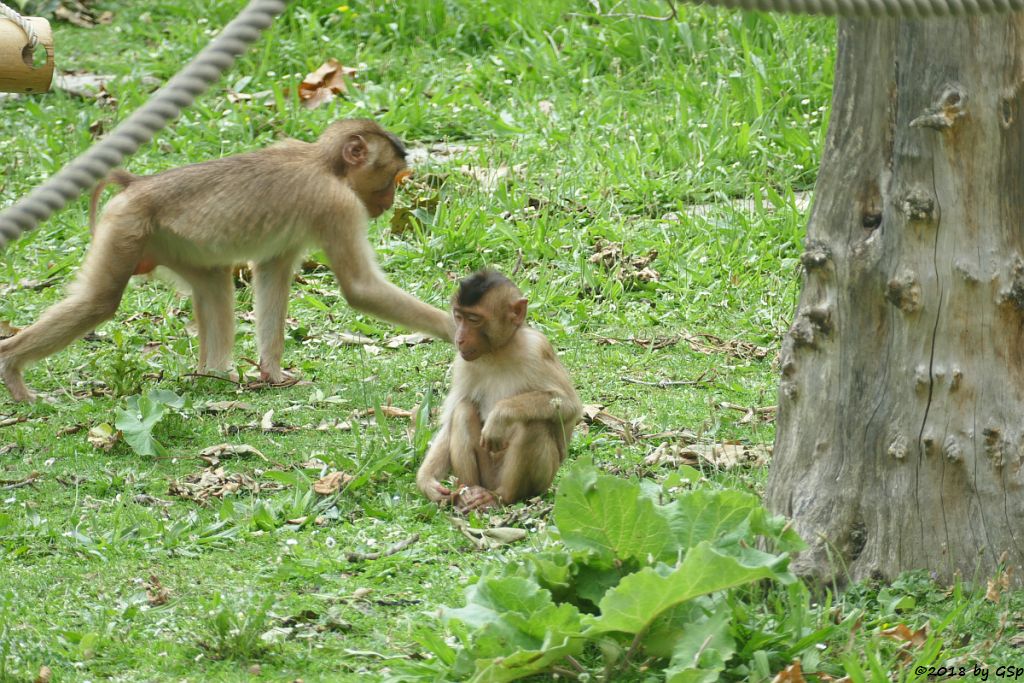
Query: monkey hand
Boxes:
[
  {"xmin": 456, "ymin": 485, "xmax": 500, "ymax": 511},
  {"xmin": 422, "ymin": 480, "xmax": 452, "ymax": 503},
  {"xmin": 479, "ymin": 416, "xmax": 509, "ymax": 453}
]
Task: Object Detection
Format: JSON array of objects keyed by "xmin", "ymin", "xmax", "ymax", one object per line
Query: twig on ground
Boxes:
[
  {"xmin": 346, "ymin": 533, "xmax": 420, "ymax": 562},
  {"xmin": 621, "ymin": 369, "xmax": 714, "ymax": 388},
  {"xmin": 1, "ymin": 471, "xmax": 41, "ymax": 490}
]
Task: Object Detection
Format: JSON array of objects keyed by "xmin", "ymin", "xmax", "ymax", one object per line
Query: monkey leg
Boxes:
[
  {"xmin": 488, "ymin": 422, "xmax": 562, "ymax": 507},
  {"xmin": 417, "ymin": 423, "xmax": 454, "ymax": 503},
  {"xmin": 449, "ymin": 401, "xmax": 497, "ymax": 487},
  {"xmin": 177, "ymin": 266, "xmax": 235, "ymax": 375},
  {"xmin": 0, "ymin": 224, "xmax": 144, "ymax": 401},
  {"xmin": 252, "ymin": 252, "xmax": 299, "ymax": 383}
]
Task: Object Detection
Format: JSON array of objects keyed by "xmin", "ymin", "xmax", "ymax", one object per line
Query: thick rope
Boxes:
[
  {"xmin": 0, "ymin": 0, "xmax": 286, "ymax": 248},
  {"xmin": 0, "ymin": 0, "xmax": 1021, "ymax": 249},
  {"xmin": 698, "ymin": 0, "xmax": 1024, "ymax": 16},
  {"xmin": 0, "ymin": 1, "xmax": 38, "ymax": 48}
]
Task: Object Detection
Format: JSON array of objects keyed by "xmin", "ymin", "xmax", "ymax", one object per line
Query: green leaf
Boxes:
[
  {"xmin": 442, "ymin": 576, "xmax": 583, "ymax": 682},
  {"xmin": 585, "ymin": 541, "xmax": 790, "ymax": 637},
  {"xmin": 664, "ymin": 603, "xmax": 736, "ymax": 682},
  {"xmin": 553, "ymin": 459, "xmax": 676, "ymax": 563},
  {"xmin": 115, "ymin": 394, "xmax": 168, "ymax": 457},
  {"xmin": 666, "ymin": 488, "xmax": 762, "ymax": 549}
]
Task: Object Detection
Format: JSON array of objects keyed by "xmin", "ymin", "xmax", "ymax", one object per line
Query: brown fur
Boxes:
[
  {"xmin": 416, "ymin": 271, "xmax": 582, "ymax": 510},
  {"xmin": 0, "ymin": 119, "xmax": 454, "ymax": 402}
]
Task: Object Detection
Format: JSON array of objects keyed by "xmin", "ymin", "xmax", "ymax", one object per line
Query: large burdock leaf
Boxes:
[
  {"xmin": 666, "ymin": 488, "xmax": 763, "ymax": 548},
  {"xmin": 553, "ymin": 459, "xmax": 676, "ymax": 563},
  {"xmin": 585, "ymin": 541, "xmax": 789, "ymax": 637},
  {"xmin": 442, "ymin": 576, "xmax": 583, "ymax": 682}
]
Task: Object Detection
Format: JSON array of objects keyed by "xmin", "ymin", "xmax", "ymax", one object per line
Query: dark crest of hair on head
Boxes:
[{"xmin": 456, "ymin": 269, "xmax": 515, "ymax": 307}]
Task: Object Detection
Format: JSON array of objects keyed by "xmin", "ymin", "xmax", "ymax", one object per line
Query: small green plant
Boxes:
[
  {"xmin": 397, "ymin": 459, "xmax": 805, "ymax": 681},
  {"xmin": 200, "ymin": 591, "xmax": 275, "ymax": 661},
  {"xmin": 114, "ymin": 389, "xmax": 187, "ymax": 456}
]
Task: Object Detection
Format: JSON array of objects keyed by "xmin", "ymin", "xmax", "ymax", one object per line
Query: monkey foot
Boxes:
[
  {"xmin": 0, "ymin": 358, "xmax": 34, "ymax": 402},
  {"xmin": 456, "ymin": 485, "xmax": 500, "ymax": 511}
]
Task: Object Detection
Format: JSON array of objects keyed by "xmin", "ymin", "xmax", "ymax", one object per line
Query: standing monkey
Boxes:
[
  {"xmin": 0, "ymin": 119, "xmax": 454, "ymax": 401},
  {"xmin": 417, "ymin": 270, "xmax": 582, "ymax": 510}
]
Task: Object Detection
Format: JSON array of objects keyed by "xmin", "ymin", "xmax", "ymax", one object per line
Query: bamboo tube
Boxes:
[{"xmin": 0, "ymin": 17, "xmax": 53, "ymax": 93}]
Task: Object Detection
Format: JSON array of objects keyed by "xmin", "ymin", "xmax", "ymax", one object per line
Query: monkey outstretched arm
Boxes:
[{"xmin": 323, "ymin": 229, "xmax": 454, "ymax": 343}]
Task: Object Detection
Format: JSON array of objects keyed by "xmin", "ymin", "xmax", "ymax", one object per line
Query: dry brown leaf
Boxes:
[
  {"xmin": 298, "ymin": 59, "xmax": 358, "ymax": 110},
  {"xmin": 54, "ymin": 71, "xmax": 117, "ymax": 106},
  {"xmin": 132, "ymin": 494, "xmax": 172, "ymax": 507},
  {"xmin": 880, "ymin": 623, "xmax": 928, "ymax": 648},
  {"xmin": 580, "ymin": 405, "xmax": 642, "ymax": 443},
  {"xmin": 87, "ymin": 423, "xmax": 118, "ymax": 451},
  {"xmin": 355, "ymin": 406, "xmax": 414, "ymax": 420},
  {"xmin": 645, "ymin": 442, "xmax": 771, "ymax": 470},
  {"xmin": 458, "ymin": 164, "xmax": 525, "ymax": 193},
  {"xmin": 385, "ymin": 332, "xmax": 432, "ymax": 348},
  {"xmin": 146, "ymin": 575, "xmax": 170, "ymax": 606},
  {"xmin": 169, "ymin": 467, "xmax": 281, "ymax": 504},
  {"xmin": 313, "ymin": 471, "xmax": 353, "ymax": 495},
  {"xmin": 0, "ymin": 321, "xmax": 20, "ymax": 337},
  {"xmin": 198, "ymin": 443, "xmax": 267, "ymax": 467},
  {"xmin": 450, "ymin": 517, "xmax": 526, "ymax": 550},
  {"xmin": 202, "ymin": 400, "xmax": 255, "ymax": 413},
  {"xmin": 35, "ymin": 666, "xmax": 52, "ymax": 683},
  {"xmin": 770, "ymin": 661, "xmax": 806, "ymax": 683}
]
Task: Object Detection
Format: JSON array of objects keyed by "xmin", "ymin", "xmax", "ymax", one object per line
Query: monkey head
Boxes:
[
  {"xmin": 319, "ymin": 119, "xmax": 410, "ymax": 218},
  {"xmin": 452, "ymin": 270, "xmax": 527, "ymax": 361}
]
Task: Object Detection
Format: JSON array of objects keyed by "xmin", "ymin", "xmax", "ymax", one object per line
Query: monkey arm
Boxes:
[
  {"xmin": 417, "ymin": 423, "xmax": 453, "ymax": 502},
  {"xmin": 481, "ymin": 390, "xmax": 582, "ymax": 452},
  {"xmin": 323, "ymin": 232, "xmax": 455, "ymax": 342}
]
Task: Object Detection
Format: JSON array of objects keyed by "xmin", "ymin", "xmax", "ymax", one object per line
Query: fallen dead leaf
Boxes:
[
  {"xmin": 355, "ymin": 406, "xmax": 414, "ymax": 419},
  {"xmin": 880, "ymin": 623, "xmax": 928, "ymax": 648},
  {"xmin": 35, "ymin": 666, "xmax": 52, "ymax": 683},
  {"xmin": 132, "ymin": 494, "xmax": 172, "ymax": 507},
  {"xmin": 145, "ymin": 575, "xmax": 170, "ymax": 606},
  {"xmin": 298, "ymin": 58, "xmax": 358, "ymax": 110},
  {"xmin": 0, "ymin": 321, "xmax": 20, "ymax": 337},
  {"xmin": 771, "ymin": 661, "xmax": 806, "ymax": 683},
  {"xmin": 55, "ymin": 1, "xmax": 113, "ymax": 27},
  {"xmin": 313, "ymin": 471, "xmax": 353, "ymax": 495},
  {"xmin": 588, "ymin": 238, "xmax": 660, "ymax": 287},
  {"xmin": 168, "ymin": 467, "xmax": 282, "ymax": 504},
  {"xmin": 87, "ymin": 423, "xmax": 119, "ymax": 451},
  {"xmin": 580, "ymin": 405, "xmax": 642, "ymax": 443},
  {"xmin": 458, "ymin": 163, "xmax": 525, "ymax": 193},
  {"xmin": 450, "ymin": 517, "xmax": 526, "ymax": 550},
  {"xmin": 202, "ymin": 400, "xmax": 255, "ymax": 413},
  {"xmin": 645, "ymin": 441, "xmax": 771, "ymax": 470},
  {"xmin": 199, "ymin": 443, "xmax": 267, "ymax": 467},
  {"xmin": 54, "ymin": 71, "xmax": 116, "ymax": 105},
  {"xmin": 385, "ymin": 332, "xmax": 432, "ymax": 348}
]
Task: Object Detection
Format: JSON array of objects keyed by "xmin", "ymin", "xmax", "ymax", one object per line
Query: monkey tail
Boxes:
[{"xmin": 88, "ymin": 169, "xmax": 139, "ymax": 234}]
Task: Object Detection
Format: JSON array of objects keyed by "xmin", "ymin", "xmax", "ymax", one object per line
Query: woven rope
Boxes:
[
  {"xmin": 0, "ymin": 0, "xmax": 286, "ymax": 248},
  {"xmin": 1, "ymin": 0, "xmax": 1021, "ymax": 248},
  {"xmin": 0, "ymin": 1, "xmax": 38, "ymax": 48}
]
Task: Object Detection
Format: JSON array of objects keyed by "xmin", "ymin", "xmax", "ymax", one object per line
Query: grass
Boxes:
[{"xmin": 0, "ymin": 0, "xmax": 1018, "ymax": 681}]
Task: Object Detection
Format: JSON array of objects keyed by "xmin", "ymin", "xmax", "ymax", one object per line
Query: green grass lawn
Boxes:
[{"xmin": 1, "ymin": 1, "xmax": 1020, "ymax": 681}]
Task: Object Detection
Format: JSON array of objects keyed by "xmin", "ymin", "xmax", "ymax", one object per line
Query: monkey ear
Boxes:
[
  {"xmin": 509, "ymin": 298, "xmax": 528, "ymax": 327},
  {"xmin": 342, "ymin": 135, "xmax": 369, "ymax": 167}
]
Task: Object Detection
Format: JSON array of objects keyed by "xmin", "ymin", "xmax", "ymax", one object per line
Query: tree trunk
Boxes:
[{"xmin": 766, "ymin": 16, "xmax": 1024, "ymax": 586}]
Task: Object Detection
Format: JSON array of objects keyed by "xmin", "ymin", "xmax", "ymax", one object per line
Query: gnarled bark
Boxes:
[{"xmin": 766, "ymin": 16, "xmax": 1024, "ymax": 585}]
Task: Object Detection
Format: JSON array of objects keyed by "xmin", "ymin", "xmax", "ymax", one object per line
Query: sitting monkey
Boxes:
[
  {"xmin": 0, "ymin": 119, "xmax": 454, "ymax": 401},
  {"xmin": 416, "ymin": 270, "xmax": 582, "ymax": 510}
]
